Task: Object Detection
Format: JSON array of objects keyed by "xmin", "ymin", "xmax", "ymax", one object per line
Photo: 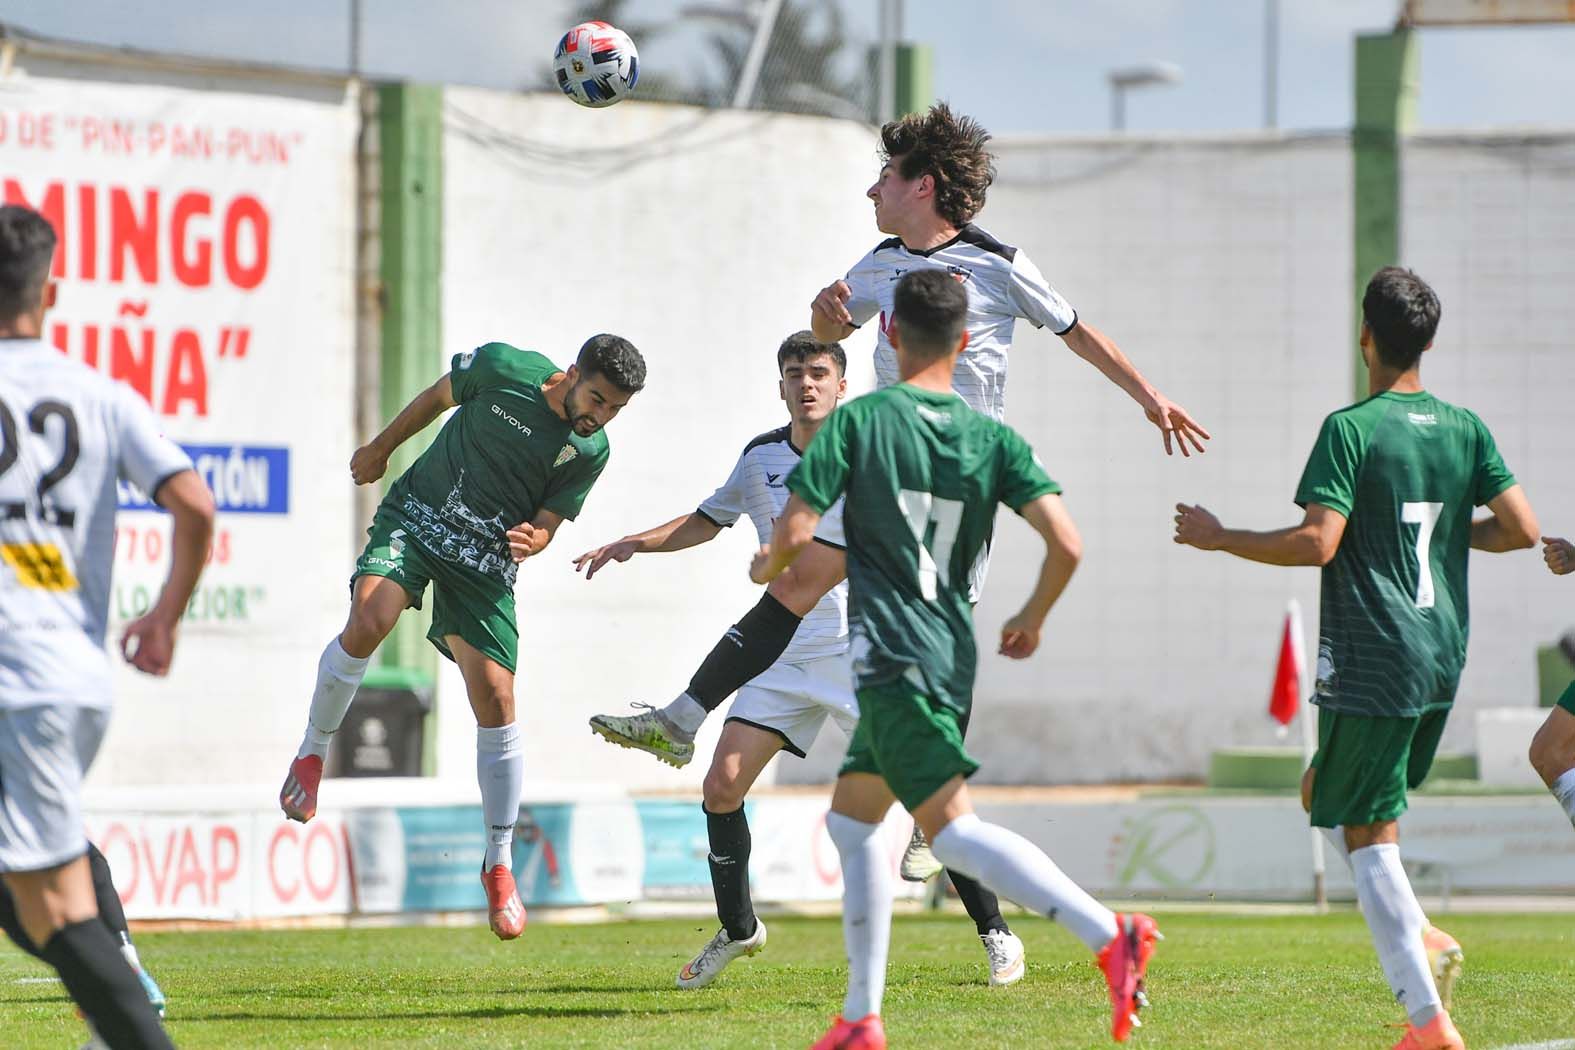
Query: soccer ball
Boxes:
[{"xmin": 553, "ymin": 21, "xmax": 639, "ymax": 108}]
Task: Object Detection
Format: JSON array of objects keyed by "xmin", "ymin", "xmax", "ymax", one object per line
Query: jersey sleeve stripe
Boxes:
[
  {"xmin": 810, "ymin": 535, "xmax": 847, "ymax": 551},
  {"xmin": 696, "ymin": 507, "xmax": 732, "ymax": 528}
]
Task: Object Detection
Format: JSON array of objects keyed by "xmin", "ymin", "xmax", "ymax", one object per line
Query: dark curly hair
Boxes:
[
  {"xmin": 577, "ymin": 333, "xmax": 647, "ymax": 393},
  {"xmin": 880, "ymin": 102, "xmax": 996, "ymax": 229}
]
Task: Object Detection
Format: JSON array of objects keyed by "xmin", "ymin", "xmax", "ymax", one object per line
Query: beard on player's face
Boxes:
[{"xmin": 564, "ymin": 379, "xmax": 607, "ymax": 436}]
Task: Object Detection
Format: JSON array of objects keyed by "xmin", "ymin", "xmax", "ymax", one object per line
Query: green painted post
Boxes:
[
  {"xmin": 377, "ymin": 82, "xmax": 442, "ymax": 770},
  {"xmin": 894, "ymin": 44, "xmax": 934, "ymax": 117},
  {"xmin": 1352, "ymin": 30, "xmax": 1418, "ymax": 401}
]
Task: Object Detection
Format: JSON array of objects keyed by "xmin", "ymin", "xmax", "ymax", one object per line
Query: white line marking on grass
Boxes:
[
  {"xmin": 1488, "ymin": 1041, "xmax": 1575, "ymax": 1050},
  {"xmin": 14, "ymin": 976, "xmax": 57, "ymax": 984}
]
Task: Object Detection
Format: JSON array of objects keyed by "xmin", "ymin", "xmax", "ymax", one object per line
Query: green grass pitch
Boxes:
[{"xmin": 3, "ymin": 911, "xmax": 1571, "ymax": 1048}]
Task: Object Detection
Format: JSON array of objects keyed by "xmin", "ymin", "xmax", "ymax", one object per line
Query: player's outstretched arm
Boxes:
[
  {"xmin": 120, "ymin": 469, "xmax": 216, "ymax": 676},
  {"xmin": 751, "ymin": 494, "xmax": 821, "ymax": 584},
  {"xmin": 573, "ymin": 512, "xmax": 723, "ymax": 580},
  {"xmin": 1059, "ymin": 320, "xmax": 1210, "ymax": 457},
  {"xmin": 999, "ymin": 493, "xmax": 1081, "ymax": 659},
  {"xmin": 1543, "ymin": 536, "xmax": 1574, "ymax": 575},
  {"xmin": 350, "ymin": 376, "xmax": 458, "ymax": 485},
  {"xmin": 1470, "ymin": 485, "xmax": 1539, "ymax": 552},
  {"xmin": 1174, "ymin": 502, "xmax": 1346, "ymax": 567}
]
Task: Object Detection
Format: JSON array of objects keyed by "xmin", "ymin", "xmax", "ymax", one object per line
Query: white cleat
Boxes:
[
  {"xmin": 675, "ymin": 920, "xmax": 768, "ymax": 989},
  {"xmin": 982, "ymin": 929, "xmax": 1026, "ymax": 987},
  {"xmin": 899, "ymin": 824, "xmax": 944, "ymax": 883}
]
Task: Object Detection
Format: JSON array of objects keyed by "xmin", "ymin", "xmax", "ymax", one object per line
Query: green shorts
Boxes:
[
  {"xmin": 1307, "ymin": 706, "xmax": 1449, "ymax": 828},
  {"xmin": 838, "ymin": 675, "xmax": 979, "ymax": 813},
  {"xmin": 1558, "ymin": 681, "xmax": 1575, "ymax": 716},
  {"xmin": 352, "ymin": 508, "xmax": 519, "ymax": 674}
]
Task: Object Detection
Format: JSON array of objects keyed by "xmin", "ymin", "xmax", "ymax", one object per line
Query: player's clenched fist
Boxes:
[
  {"xmin": 998, "ymin": 611, "xmax": 1042, "ymax": 659},
  {"xmin": 1544, "ymin": 536, "xmax": 1574, "ymax": 575},
  {"xmin": 811, "ymin": 280, "xmax": 854, "ymax": 329},
  {"xmin": 350, "ymin": 443, "xmax": 389, "ymax": 485},
  {"xmin": 508, "ymin": 522, "xmax": 548, "ymax": 562}
]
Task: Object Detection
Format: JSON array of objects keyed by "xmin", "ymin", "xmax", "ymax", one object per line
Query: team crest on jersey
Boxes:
[
  {"xmin": 554, "ymin": 444, "xmax": 578, "ymax": 468},
  {"xmin": 946, "ymin": 264, "xmax": 972, "ymax": 283}
]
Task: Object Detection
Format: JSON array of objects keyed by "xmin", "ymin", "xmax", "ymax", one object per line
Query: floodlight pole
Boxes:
[{"xmin": 732, "ymin": 0, "xmax": 786, "ymax": 109}]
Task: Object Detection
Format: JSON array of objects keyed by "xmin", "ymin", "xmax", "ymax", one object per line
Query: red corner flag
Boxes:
[{"xmin": 1268, "ymin": 609, "xmax": 1302, "ymax": 727}]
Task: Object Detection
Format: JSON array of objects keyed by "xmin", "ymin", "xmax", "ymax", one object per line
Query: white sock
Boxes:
[
  {"xmin": 931, "ymin": 813, "xmax": 1118, "ymax": 953},
  {"xmin": 1321, "ymin": 826, "xmax": 1351, "ymax": 869},
  {"xmin": 661, "ymin": 693, "xmax": 707, "ymax": 738},
  {"xmin": 297, "ymin": 638, "xmax": 370, "ymax": 760},
  {"xmin": 826, "ymin": 812, "xmax": 890, "ymax": 1021},
  {"xmin": 1552, "ymin": 768, "xmax": 1575, "ymax": 827},
  {"xmin": 477, "ymin": 723, "xmax": 524, "ymax": 871},
  {"xmin": 1351, "ymin": 843, "xmax": 1440, "ymax": 1026},
  {"xmin": 119, "ymin": 941, "xmax": 142, "ymax": 971}
]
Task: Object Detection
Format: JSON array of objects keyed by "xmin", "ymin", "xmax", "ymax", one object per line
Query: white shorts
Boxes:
[
  {"xmin": 727, "ymin": 654, "xmax": 859, "ymax": 758},
  {"xmin": 0, "ymin": 705, "xmax": 108, "ymax": 873}
]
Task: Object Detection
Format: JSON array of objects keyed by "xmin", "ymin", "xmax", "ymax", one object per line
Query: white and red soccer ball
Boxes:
[{"xmin": 553, "ymin": 21, "xmax": 639, "ymax": 108}]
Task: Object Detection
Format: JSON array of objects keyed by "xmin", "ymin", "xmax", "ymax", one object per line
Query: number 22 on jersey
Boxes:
[
  {"xmin": 899, "ymin": 489, "xmax": 963, "ymax": 601},
  {"xmin": 1401, "ymin": 500, "xmax": 1444, "ymax": 609}
]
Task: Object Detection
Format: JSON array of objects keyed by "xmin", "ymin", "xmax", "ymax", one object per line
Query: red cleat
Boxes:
[
  {"xmin": 279, "ymin": 755, "xmax": 322, "ymax": 823},
  {"xmin": 482, "ymin": 864, "xmax": 526, "ymax": 940},
  {"xmin": 1391, "ymin": 1011, "xmax": 1465, "ymax": 1050},
  {"xmin": 1097, "ymin": 912, "xmax": 1161, "ymax": 1043},
  {"xmin": 809, "ymin": 1014, "xmax": 885, "ymax": 1050}
]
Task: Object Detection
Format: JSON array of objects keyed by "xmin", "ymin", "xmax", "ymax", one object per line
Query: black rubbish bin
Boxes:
[{"xmin": 325, "ymin": 666, "xmax": 433, "ymax": 778}]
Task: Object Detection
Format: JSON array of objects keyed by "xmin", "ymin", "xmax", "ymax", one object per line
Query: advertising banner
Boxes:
[
  {"xmin": 0, "ymin": 73, "xmax": 357, "ymax": 785},
  {"xmin": 87, "ymin": 811, "xmax": 351, "ymax": 921}
]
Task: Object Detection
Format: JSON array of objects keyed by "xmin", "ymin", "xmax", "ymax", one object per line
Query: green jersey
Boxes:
[
  {"xmin": 383, "ymin": 343, "xmax": 609, "ymax": 588},
  {"xmin": 1295, "ymin": 390, "xmax": 1514, "ymax": 718},
  {"xmin": 787, "ymin": 384, "xmax": 1060, "ymax": 710}
]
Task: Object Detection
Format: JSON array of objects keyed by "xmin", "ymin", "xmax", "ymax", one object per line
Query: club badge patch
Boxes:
[{"xmin": 554, "ymin": 444, "xmax": 579, "ymax": 468}]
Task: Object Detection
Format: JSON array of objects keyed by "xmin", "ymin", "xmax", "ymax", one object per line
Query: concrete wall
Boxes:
[
  {"xmin": 442, "ymin": 115, "xmax": 1575, "ymax": 788},
  {"xmin": 439, "ymin": 89, "xmax": 881, "ymax": 791},
  {"xmin": 950, "ymin": 134, "xmax": 1354, "ymax": 783}
]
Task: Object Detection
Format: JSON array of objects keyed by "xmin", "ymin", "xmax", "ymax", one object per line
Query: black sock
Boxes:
[
  {"xmin": 687, "ymin": 594, "xmax": 802, "ymax": 712},
  {"xmin": 705, "ymin": 804, "xmax": 756, "ymax": 941},
  {"xmin": 42, "ymin": 919, "xmax": 171, "ymax": 1050},
  {"xmin": 87, "ymin": 843, "xmax": 132, "ymax": 947},
  {"xmin": 950, "ymin": 870, "xmax": 1009, "ymax": 936}
]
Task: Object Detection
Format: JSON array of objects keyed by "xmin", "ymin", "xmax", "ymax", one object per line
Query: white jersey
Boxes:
[
  {"xmin": 0, "ymin": 339, "xmax": 192, "ymax": 709},
  {"xmin": 698, "ymin": 424, "xmax": 849, "ymax": 663},
  {"xmin": 843, "ymin": 223, "xmax": 1077, "ymax": 421}
]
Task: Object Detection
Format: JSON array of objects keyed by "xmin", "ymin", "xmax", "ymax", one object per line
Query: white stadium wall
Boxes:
[
  {"xmin": 0, "ymin": 68, "xmax": 359, "ymax": 788},
  {"xmin": 438, "ymin": 89, "xmax": 882, "ymax": 791},
  {"xmin": 441, "ymin": 116, "xmax": 1575, "ymax": 789}
]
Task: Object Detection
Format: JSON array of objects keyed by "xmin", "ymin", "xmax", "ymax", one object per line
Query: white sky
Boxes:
[{"xmin": 2, "ymin": 0, "xmax": 1571, "ymax": 133}]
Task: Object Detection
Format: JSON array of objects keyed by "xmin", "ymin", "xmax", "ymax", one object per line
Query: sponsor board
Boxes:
[{"xmin": 88, "ymin": 811, "xmax": 350, "ymax": 920}]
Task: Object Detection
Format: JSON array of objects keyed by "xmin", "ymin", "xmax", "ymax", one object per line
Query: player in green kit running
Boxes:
[
  {"xmin": 1529, "ymin": 535, "xmax": 1575, "ymax": 829},
  {"xmin": 278, "ymin": 336, "xmax": 646, "ymax": 940},
  {"xmin": 1174, "ymin": 267, "xmax": 1539, "ymax": 1050},
  {"xmin": 755, "ymin": 270, "xmax": 1159, "ymax": 1049}
]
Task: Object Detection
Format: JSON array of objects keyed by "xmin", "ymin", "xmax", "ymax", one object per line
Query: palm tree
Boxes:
[{"xmin": 692, "ymin": 0, "xmax": 871, "ymax": 119}]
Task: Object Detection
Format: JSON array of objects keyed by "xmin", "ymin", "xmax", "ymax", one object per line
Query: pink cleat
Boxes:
[
  {"xmin": 279, "ymin": 755, "xmax": 322, "ymax": 823},
  {"xmin": 1391, "ymin": 1011, "xmax": 1465, "ymax": 1050},
  {"xmin": 809, "ymin": 1014, "xmax": 885, "ymax": 1050},
  {"xmin": 1097, "ymin": 912, "xmax": 1161, "ymax": 1042},
  {"xmin": 482, "ymin": 864, "xmax": 526, "ymax": 940}
]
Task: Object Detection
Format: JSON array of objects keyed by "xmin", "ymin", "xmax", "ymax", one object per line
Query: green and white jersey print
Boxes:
[
  {"xmin": 382, "ymin": 343, "xmax": 609, "ymax": 588},
  {"xmin": 1295, "ymin": 390, "xmax": 1515, "ymax": 718},
  {"xmin": 787, "ymin": 384, "xmax": 1060, "ymax": 712}
]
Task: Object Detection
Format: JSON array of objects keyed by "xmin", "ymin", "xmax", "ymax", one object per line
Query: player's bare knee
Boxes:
[
  {"xmin": 343, "ymin": 604, "xmax": 399, "ymax": 654},
  {"xmin": 473, "ymin": 688, "xmax": 514, "ymax": 729},
  {"xmin": 1300, "ymin": 767, "xmax": 1315, "ymax": 813},
  {"xmin": 1528, "ymin": 719, "xmax": 1565, "ymax": 786},
  {"xmin": 702, "ymin": 761, "xmax": 746, "ymax": 811}
]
